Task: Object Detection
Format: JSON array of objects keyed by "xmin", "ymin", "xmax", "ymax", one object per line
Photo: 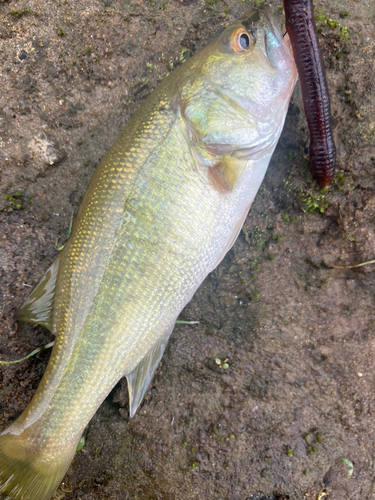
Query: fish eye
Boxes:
[
  {"xmin": 231, "ymin": 28, "xmax": 254, "ymax": 54},
  {"xmin": 240, "ymin": 33, "xmax": 250, "ymax": 49}
]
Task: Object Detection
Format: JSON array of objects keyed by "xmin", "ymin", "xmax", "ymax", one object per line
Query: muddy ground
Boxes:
[{"xmin": 0, "ymin": 0, "xmax": 375, "ymax": 499}]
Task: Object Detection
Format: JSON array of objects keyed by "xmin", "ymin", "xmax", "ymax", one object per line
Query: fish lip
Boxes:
[{"xmin": 258, "ymin": 5, "xmax": 294, "ymax": 60}]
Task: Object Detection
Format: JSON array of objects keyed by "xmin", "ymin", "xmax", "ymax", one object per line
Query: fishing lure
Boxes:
[{"xmin": 283, "ymin": 0, "xmax": 336, "ymax": 185}]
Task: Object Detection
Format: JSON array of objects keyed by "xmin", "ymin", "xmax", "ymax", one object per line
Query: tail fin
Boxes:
[{"xmin": 0, "ymin": 434, "xmax": 74, "ymax": 500}]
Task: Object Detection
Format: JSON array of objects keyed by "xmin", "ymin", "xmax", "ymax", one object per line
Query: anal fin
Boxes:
[
  {"xmin": 126, "ymin": 322, "xmax": 175, "ymax": 418},
  {"xmin": 16, "ymin": 257, "xmax": 60, "ymax": 332}
]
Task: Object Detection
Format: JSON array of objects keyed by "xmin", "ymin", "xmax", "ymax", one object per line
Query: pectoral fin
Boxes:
[
  {"xmin": 208, "ymin": 155, "xmax": 248, "ymax": 193},
  {"xmin": 126, "ymin": 322, "xmax": 175, "ymax": 418},
  {"xmin": 16, "ymin": 257, "xmax": 60, "ymax": 332}
]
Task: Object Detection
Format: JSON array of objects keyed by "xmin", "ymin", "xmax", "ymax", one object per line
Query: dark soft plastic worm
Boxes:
[{"xmin": 283, "ymin": 0, "xmax": 336, "ymax": 186}]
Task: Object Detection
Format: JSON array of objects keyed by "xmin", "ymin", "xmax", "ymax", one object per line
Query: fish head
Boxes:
[{"xmin": 178, "ymin": 7, "xmax": 297, "ymax": 190}]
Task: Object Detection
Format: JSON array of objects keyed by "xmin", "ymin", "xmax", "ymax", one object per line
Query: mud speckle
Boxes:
[{"xmin": 1, "ymin": 0, "xmax": 375, "ymax": 499}]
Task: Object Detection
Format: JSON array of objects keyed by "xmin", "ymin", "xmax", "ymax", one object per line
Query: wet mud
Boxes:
[{"xmin": 1, "ymin": 0, "xmax": 375, "ymax": 499}]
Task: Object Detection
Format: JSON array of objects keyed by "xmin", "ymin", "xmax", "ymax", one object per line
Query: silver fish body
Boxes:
[{"xmin": 0, "ymin": 8, "xmax": 297, "ymax": 500}]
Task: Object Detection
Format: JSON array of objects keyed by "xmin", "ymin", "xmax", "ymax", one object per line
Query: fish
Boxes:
[{"xmin": 0, "ymin": 7, "xmax": 297, "ymax": 500}]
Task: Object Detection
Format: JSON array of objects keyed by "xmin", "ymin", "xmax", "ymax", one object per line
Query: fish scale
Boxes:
[{"xmin": 25, "ymin": 102, "xmax": 213, "ymax": 444}]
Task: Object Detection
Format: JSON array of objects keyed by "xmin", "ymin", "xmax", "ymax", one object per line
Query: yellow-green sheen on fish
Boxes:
[{"xmin": 0, "ymin": 8, "xmax": 297, "ymax": 500}]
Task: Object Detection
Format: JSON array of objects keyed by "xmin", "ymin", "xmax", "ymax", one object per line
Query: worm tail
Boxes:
[{"xmin": 283, "ymin": 0, "xmax": 336, "ymax": 185}]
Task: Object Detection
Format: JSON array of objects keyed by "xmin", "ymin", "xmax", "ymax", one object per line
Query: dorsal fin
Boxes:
[
  {"xmin": 16, "ymin": 257, "xmax": 60, "ymax": 332},
  {"xmin": 126, "ymin": 322, "xmax": 175, "ymax": 417}
]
